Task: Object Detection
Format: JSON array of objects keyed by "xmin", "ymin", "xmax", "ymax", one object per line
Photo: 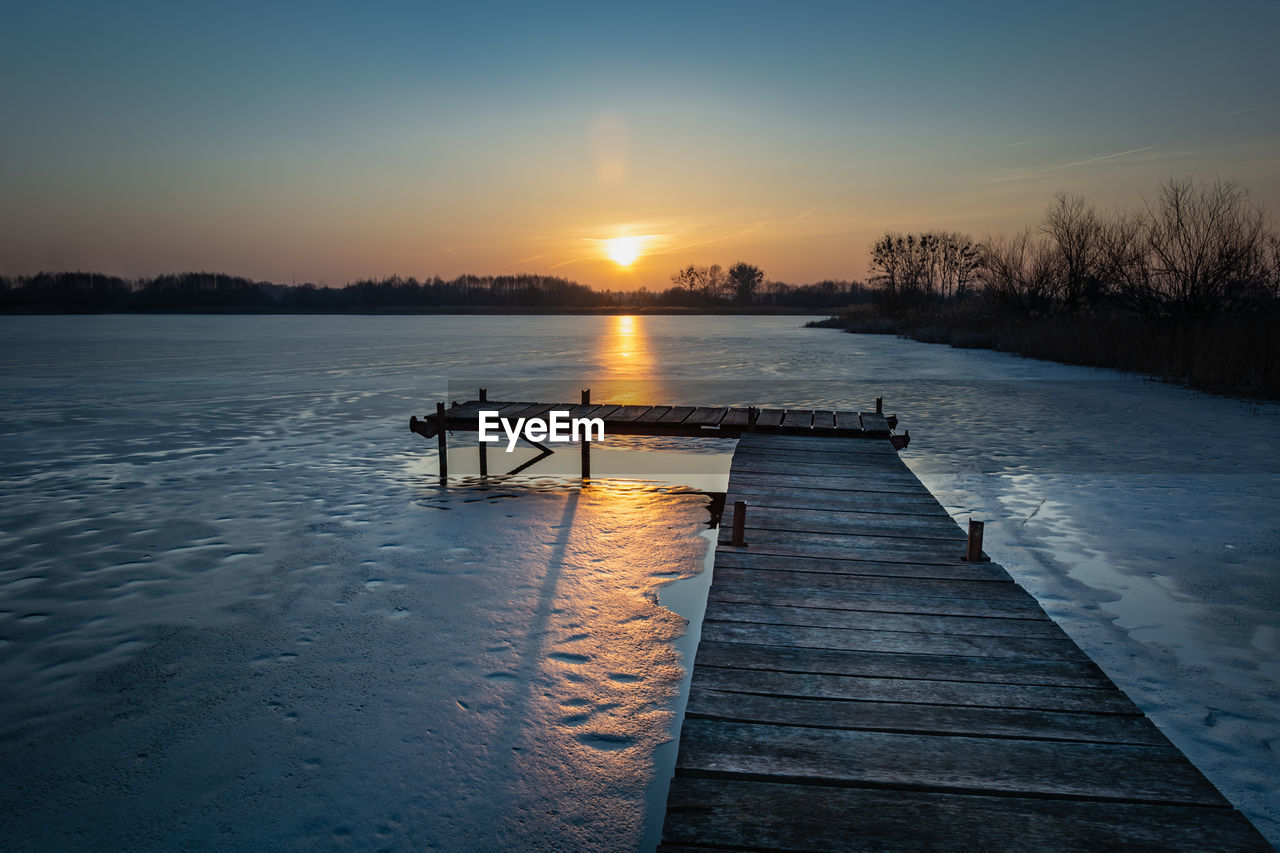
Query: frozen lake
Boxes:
[{"xmin": 1, "ymin": 315, "xmax": 1277, "ymax": 849}]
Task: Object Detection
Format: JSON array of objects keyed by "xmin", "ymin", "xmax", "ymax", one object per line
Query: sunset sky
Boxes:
[{"xmin": 3, "ymin": 0, "xmax": 1278, "ymax": 290}]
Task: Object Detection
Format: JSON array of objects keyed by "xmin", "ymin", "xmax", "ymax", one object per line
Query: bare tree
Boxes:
[
  {"xmin": 1097, "ymin": 210, "xmax": 1154, "ymax": 315},
  {"xmin": 978, "ymin": 229, "xmax": 1058, "ymax": 314},
  {"xmin": 1145, "ymin": 177, "xmax": 1269, "ymax": 317},
  {"xmin": 1042, "ymin": 192, "xmax": 1105, "ymax": 312}
]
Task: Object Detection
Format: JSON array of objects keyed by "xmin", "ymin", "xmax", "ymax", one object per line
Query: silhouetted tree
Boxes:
[{"xmin": 728, "ymin": 262, "xmax": 764, "ymax": 305}]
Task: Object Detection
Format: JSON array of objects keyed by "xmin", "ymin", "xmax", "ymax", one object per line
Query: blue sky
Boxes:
[{"xmin": 3, "ymin": 0, "xmax": 1277, "ymax": 287}]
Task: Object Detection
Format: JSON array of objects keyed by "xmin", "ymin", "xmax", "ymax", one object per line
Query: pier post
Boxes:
[
  {"xmin": 581, "ymin": 388, "xmax": 591, "ymax": 480},
  {"xmin": 436, "ymin": 402, "xmax": 448, "ymax": 480},
  {"xmin": 965, "ymin": 519, "xmax": 984, "ymax": 562},
  {"xmin": 748, "ymin": 407, "xmax": 758, "ymax": 432},
  {"xmin": 478, "ymin": 440, "xmax": 488, "ymax": 478},
  {"xmin": 479, "ymin": 387, "xmax": 487, "ymax": 402},
  {"xmin": 876, "ymin": 396, "xmax": 883, "ymax": 414},
  {"xmin": 731, "ymin": 500, "xmax": 747, "ymax": 546}
]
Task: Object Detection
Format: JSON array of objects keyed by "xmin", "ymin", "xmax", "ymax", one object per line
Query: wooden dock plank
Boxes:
[
  {"xmin": 684, "ymin": 689, "xmax": 1169, "ymax": 746},
  {"xmin": 754, "ymin": 408, "xmax": 786, "ymax": 428},
  {"xmin": 663, "ymin": 779, "xmax": 1271, "ymax": 852},
  {"xmin": 780, "ymin": 409, "xmax": 813, "ymax": 428},
  {"xmin": 690, "ymin": 664, "xmax": 1134, "ymax": 714},
  {"xmin": 834, "ymin": 410, "xmax": 862, "ymax": 431},
  {"xmin": 707, "ymin": 571, "xmax": 1044, "ymax": 619},
  {"xmin": 727, "ymin": 490, "xmax": 954, "ymax": 516},
  {"xmin": 604, "ymin": 404, "xmax": 657, "ymax": 423},
  {"xmin": 713, "ymin": 548, "xmax": 1011, "ymax": 580},
  {"xmin": 723, "ymin": 504, "xmax": 966, "ymax": 537},
  {"xmin": 632, "ymin": 405, "xmax": 673, "ymax": 425},
  {"xmin": 859, "ymin": 411, "xmax": 892, "ymax": 434},
  {"xmin": 674, "ymin": 718, "xmax": 1227, "ymax": 805},
  {"xmin": 701, "ymin": 599, "xmax": 1070, "ymax": 640},
  {"xmin": 699, "ymin": 619, "xmax": 1090, "ymax": 661},
  {"xmin": 691, "ymin": 641, "xmax": 1111, "ymax": 688},
  {"xmin": 718, "ymin": 530, "xmax": 969, "ymax": 562},
  {"xmin": 717, "ymin": 408, "xmax": 752, "ymax": 427},
  {"xmin": 657, "ymin": 405, "xmax": 696, "ymax": 424},
  {"xmin": 812, "ymin": 410, "xmax": 837, "ymax": 431},
  {"xmin": 683, "ymin": 406, "xmax": 727, "ymax": 426}
]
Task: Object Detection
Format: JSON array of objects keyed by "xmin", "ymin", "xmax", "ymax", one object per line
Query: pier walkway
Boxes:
[
  {"xmin": 409, "ymin": 399, "xmax": 1268, "ymax": 848},
  {"xmin": 660, "ymin": 433, "xmax": 1268, "ymax": 850}
]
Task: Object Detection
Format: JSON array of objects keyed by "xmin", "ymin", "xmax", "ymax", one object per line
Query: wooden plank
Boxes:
[
  {"xmin": 726, "ymin": 486, "xmax": 952, "ymax": 514},
  {"xmin": 685, "ymin": 689, "xmax": 1170, "ymax": 746},
  {"xmin": 701, "ymin": 599, "xmax": 1068, "ymax": 640},
  {"xmin": 604, "ymin": 405, "xmax": 657, "ymax": 423},
  {"xmin": 780, "ymin": 409, "xmax": 813, "ymax": 429},
  {"xmin": 674, "ymin": 719, "xmax": 1227, "ymax": 805},
  {"xmin": 560, "ymin": 404, "xmax": 601, "ymax": 420},
  {"xmin": 713, "ymin": 548, "xmax": 1012, "ymax": 580},
  {"xmin": 707, "ymin": 570, "xmax": 1043, "ymax": 619},
  {"xmin": 729, "ymin": 459, "xmax": 923, "ymax": 479},
  {"xmin": 700, "ymin": 619, "xmax": 1090, "ymax": 661},
  {"xmin": 724, "ymin": 505, "xmax": 965, "ymax": 537},
  {"xmin": 859, "ymin": 411, "xmax": 891, "ymax": 434},
  {"xmin": 657, "ymin": 405, "xmax": 696, "ymax": 424},
  {"xmin": 709, "ymin": 564, "xmax": 1034, "ymax": 603},
  {"xmin": 662, "ymin": 779, "xmax": 1272, "ymax": 852},
  {"xmin": 444, "ymin": 400, "xmax": 490, "ymax": 420},
  {"xmin": 812, "ymin": 410, "xmax": 837, "ymax": 431},
  {"xmin": 834, "ymin": 410, "xmax": 863, "ymax": 431},
  {"xmin": 718, "ymin": 531, "xmax": 967, "ymax": 562},
  {"xmin": 717, "ymin": 408, "xmax": 752, "ymax": 428},
  {"xmin": 726, "ymin": 490, "xmax": 954, "ymax": 517},
  {"xmin": 727, "ymin": 472, "xmax": 937, "ymax": 497},
  {"xmin": 754, "ymin": 408, "xmax": 786, "ymax": 428},
  {"xmin": 731, "ymin": 442, "xmax": 902, "ymax": 462},
  {"xmin": 682, "ymin": 406, "xmax": 727, "ymax": 426},
  {"xmin": 583, "ymin": 404, "xmax": 620, "ymax": 420},
  {"xmin": 493, "ymin": 401, "xmax": 538, "ymax": 418},
  {"xmin": 632, "ymin": 405, "xmax": 673, "ymax": 425},
  {"xmin": 692, "ymin": 665, "xmax": 1135, "ymax": 715},
  {"xmin": 691, "ymin": 641, "xmax": 1111, "ymax": 688}
]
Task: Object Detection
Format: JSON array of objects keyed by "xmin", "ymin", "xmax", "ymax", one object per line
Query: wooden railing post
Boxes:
[
  {"xmin": 436, "ymin": 401, "xmax": 448, "ymax": 480},
  {"xmin": 731, "ymin": 500, "xmax": 747, "ymax": 546},
  {"xmin": 581, "ymin": 388, "xmax": 591, "ymax": 480},
  {"xmin": 965, "ymin": 519, "xmax": 984, "ymax": 562}
]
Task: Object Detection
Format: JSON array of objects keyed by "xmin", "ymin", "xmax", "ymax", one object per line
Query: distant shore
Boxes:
[
  {"xmin": 809, "ymin": 305, "xmax": 1280, "ymax": 401},
  {"xmin": 0, "ymin": 305, "xmax": 826, "ymax": 316}
]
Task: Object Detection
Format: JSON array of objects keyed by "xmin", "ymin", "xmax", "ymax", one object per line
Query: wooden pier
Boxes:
[
  {"xmin": 661, "ymin": 432, "xmax": 1268, "ymax": 851},
  {"xmin": 410, "ymin": 398, "xmax": 1268, "ymax": 848}
]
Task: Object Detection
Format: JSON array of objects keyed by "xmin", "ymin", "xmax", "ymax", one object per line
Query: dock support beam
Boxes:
[
  {"xmin": 436, "ymin": 402, "xmax": 448, "ymax": 480},
  {"xmin": 731, "ymin": 500, "xmax": 747, "ymax": 546}
]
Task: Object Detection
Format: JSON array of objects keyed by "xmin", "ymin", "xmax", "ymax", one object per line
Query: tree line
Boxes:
[
  {"xmin": 868, "ymin": 177, "xmax": 1280, "ymax": 320},
  {"xmin": 0, "ymin": 267, "xmax": 871, "ymax": 313}
]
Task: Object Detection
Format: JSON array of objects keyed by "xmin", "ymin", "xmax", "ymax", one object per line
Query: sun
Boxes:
[{"xmin": 604, "ymin": 236, "xmax": 644, "ymax": 267}]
